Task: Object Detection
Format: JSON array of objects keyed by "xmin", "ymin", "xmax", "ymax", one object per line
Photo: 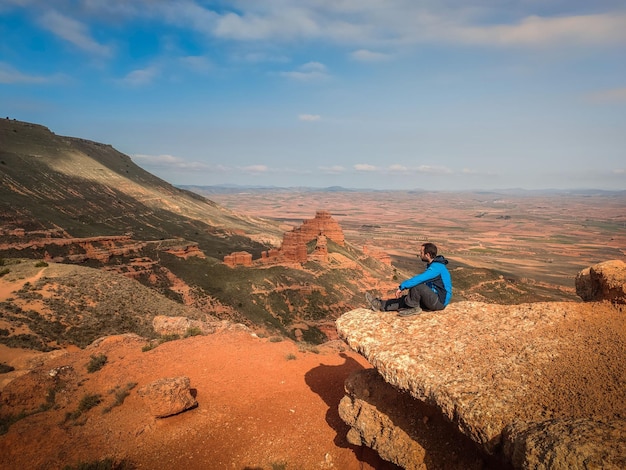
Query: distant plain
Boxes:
[{"xmin": 202, "ymin": 189, "xmax": 626, "ymax": 293}]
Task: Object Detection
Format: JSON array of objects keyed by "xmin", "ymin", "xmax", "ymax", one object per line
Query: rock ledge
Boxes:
[{"xmin": 336, "ymin": 298, "xmax": 626, "ymax": 468}]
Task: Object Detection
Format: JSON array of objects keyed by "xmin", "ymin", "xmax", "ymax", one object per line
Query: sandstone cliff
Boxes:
[{"xmin": 336, "ymin": 261, "xmax": 626, "ymax": 469}]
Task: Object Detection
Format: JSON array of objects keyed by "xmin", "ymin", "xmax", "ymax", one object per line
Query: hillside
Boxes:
[{"xmin": 0, "ymin": 119, "xmax": 402, "ymax": 342}]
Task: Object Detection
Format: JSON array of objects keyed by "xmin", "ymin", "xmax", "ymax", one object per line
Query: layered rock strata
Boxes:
[{"xmin": 336, "ymin": 298, "xmax": 626, "ymax": 468}]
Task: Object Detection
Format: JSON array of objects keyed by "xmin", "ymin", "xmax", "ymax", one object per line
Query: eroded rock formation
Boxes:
[
  {"xmin": 335, "ymin": 261, "xmax": 626, "ymax": 469},
  {"xmin": 224, "ymin": 210, "xmax": 347, "ymax": 266},
  {"xmin": 0, "ymin": 234, "xmax": 205, "ymax": 264},
  {"xmin": 223, "ymin": 251, "xmax": 253, "ymax": 267}
]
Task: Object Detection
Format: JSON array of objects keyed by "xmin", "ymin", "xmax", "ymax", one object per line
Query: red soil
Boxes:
[{"xmin": 1, "ymin": 274, "xmax": 402, "ymax": 469}]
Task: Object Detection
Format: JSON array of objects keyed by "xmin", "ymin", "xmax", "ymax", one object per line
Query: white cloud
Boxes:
[
  {"xmin": 455, "ymin": 13, "xmax": 626, "ymax": 48},
  {"xmin": 280, "ymin": 61, "xmax": 330, "ymax": 81},
  {"xmin": 0, "ymin": 62, "xmax": 50, "ymax": 84},
  {"xmin": 242, "ymin": 164, "xmax": 269, "ymax": 173},
  {"xmin": 186, "ymin": 4, "xmax": 626, "ymax": 50},
  {"xmin": 416, "ymin": 165, "xmax": 453, "ymax": 174},
  {"xmin": 612, "ymin": 169, "xmax": 625, "ymax": 175},
  {"xmin": 388, "ymin": 164, "xmax": 407, "ymax": 172},
  {"xmin": 319, "ymin": 165, "xmax": 345, "ymax": 174},
  {"xmin": 354, "ymin": 163, "xmax": 377, "ymax": 171},
  {"xmin": 132, "ymin": 153, "xmax": 211, "ymax": 171},
  {"xmin": 179, "ymin": 55, "xmax": 213, "ymax": 73},
  {"xmin": 351, "ymin": 49, "xmax": 391, "ymax": 62},
  {"xmin": 300, "ymin": 61, "xmax": 326, "ymax": 72},
  {"xmin": 233, "ymin": 52, "xmax": 289, "ymax": 63},
  {"xmin": 299, "ymin": 114, "xmax": 321, "ymax": 121},
  {"xmin": 38, "ymin": 10, "xmax": 111, "ymax": 57},
  {"xmin": 118, "ymin": 66, "xmax": 159, "ymax": 86},
  {"xmin": 212, "ymin": 8, "xmax": 321, "ymax": 41},
  {"xmin": 586, "ymin": 87, "xmax": 626, "ymax": 104}
]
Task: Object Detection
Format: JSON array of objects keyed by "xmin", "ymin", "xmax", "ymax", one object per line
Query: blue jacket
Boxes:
[{"xmin": 399, "ymin": 255, "xmax": 452, "ymax": 306}]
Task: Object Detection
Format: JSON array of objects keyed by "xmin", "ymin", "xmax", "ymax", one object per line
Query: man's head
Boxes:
[{"xmin": 419, "ymin": 242, "xmax": 437, "ymax": 262}]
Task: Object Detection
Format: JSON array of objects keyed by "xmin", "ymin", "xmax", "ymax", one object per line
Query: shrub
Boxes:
[
  {"xmin": 141, "ymin": 342, "xmax": 156, "ymax": 352},
  {"xmin": 297, "ymin": 343, "xmax": 320, "ymax": 354},
  {"xmin": 86, "ymin": 353, "xmax": 107, "ymax": 373},
  {"xmin": 286, "ymin": 353, "xmax": 297, "ymax": 361},
  {"xmin": 0, "ymin": 268, "xmax": 9, "ymax": 277},
  {"xmin": 183, "ymin": 326, "xmax": 202, "ymax": 338},
  {"xmin": 34, "ymin": 261, "xmax": 49, "ymax": 268},
  {"xmin": 159, "ymin": 333, "xmax": 180, "ymax": 343},
  {"xmin": 0, "ymin": 411, "xmax": 27, "ymax": 436},
  {"xmin": 103, "ymin": 382, "xmax": 137, "ymax": 414},
  {"xmin": 78, "ymin": 393, "xmax": 102, "ymax": 412},
  {"xmin": 0, "ymin": 363, "xmax": 15, "ymax": 374},
  {"xmin": 64, "ymin": 394, "xmax": 102, "ymax": 424},
  {"xmin": 269, "ymin": 336, "xmax": 283, "ymax": 343}
]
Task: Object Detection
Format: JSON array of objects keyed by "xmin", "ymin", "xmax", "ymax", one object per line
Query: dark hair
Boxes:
[{"xmin": 422, "ymin": 242, "xmax": 437, "ymax": 258}]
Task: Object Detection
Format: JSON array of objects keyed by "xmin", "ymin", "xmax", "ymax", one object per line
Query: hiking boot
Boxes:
[
  {"xmin": 397, "ymin": 306, "xmax": 422, "ymax": 317},
  {"xmin": 365, "ymin": 292, "xmax": 383, "ymax": 311}
]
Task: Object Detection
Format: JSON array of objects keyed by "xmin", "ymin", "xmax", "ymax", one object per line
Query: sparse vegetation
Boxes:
[
  {"xmin": 158, "ymin": 333, "xmax": 180, "ymax": 343},
  {"xmin": 34, "ymin": 261, "xmax": 48, "ymax": 267},
  {"xmin": 269, "ymin": 336, "xmax": 283, "ymax": 343},
  {"xmin": 86, "ymin": 353, "xmax": 107, "ymax": 373},
  {"xmin": 102, "ymin": 382, "xmax": 137, "ymax": 414},
  {"xmin": 0, "ymin": 363, "xmax": 15, "ymax": 374},
  {"xmin": 0, "ymin": 268, "xmax": 9, "ymax": 277},
  {"xmin": 78, "ymin": 393, "xmax": 102, "ymax": 412},
  {"xmin": 297, "ymin": 343, "xmax": 320, "ymax": 354},
  {"xmin": 286, "ymin": 353, "xmax": 297, "ymax": 360},
  {"xmin": 0, "ymin": 411, "xmax": 27, "ymax": 436},
  {"xmin": 183, "ymin": 326, "xmax": 203, "ymax": 337},
  {"xmin": 141, "ymin": 342, "xmax": 156, "ymax": 352},
  {"xmin": 64, "ymin": 393, "xmax": 102, "ymax": 424},
  {"xmin": 0, "ymin": 382, "xmax": 61, "ymax": 435}
]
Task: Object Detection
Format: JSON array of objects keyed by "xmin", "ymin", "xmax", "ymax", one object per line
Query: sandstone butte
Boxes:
[
  {"xmin": 224, "ymin": 210, "xmax": 352, "ymax": 267},
  {"xmin": 336, "ymin": 260, "xmax": 626, "ymax": 470}
]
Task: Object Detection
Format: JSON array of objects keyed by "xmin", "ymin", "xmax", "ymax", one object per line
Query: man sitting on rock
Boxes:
[{"xmin": 366, "ymin": 242, "xmax": 452, "ymax": 317}]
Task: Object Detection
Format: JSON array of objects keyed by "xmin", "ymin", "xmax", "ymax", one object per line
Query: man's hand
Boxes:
[{"xmin": 395, "ymin": 288, "xmax": 403, "ymax": 298}]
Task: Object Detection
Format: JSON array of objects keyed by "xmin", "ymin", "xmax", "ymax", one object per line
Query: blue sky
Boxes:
[{"xmin": 1, "ymin": 1, "xmax": 625, "ymax": 191}]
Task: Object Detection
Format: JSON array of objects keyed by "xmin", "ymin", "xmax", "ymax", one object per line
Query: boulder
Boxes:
[
  {"xmin": 575, "ymin": 260, "xmax": 626, "ymax": 303},
  {"xmin": 137, "ymin": 376, "xmax": 197, "ymax": 418}
]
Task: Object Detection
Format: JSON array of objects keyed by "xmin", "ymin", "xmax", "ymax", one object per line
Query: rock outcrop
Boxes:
[
  {"xmin": 336, "ymin": 269, "xmax": 626, "ymax": 469},
  {"xmin": 223, "ymin": 251, "xmax": 253, "ymax": 267},
  {"xmin": 224, "ymin": 210, "xmax": 345, "ymax": 266},
  {"xmin": 575, "ymin": 259, "xmax": 626, "ymax": 304},
  {"xmin": 152, "ymin": 315, "xmax": 248, "ymax": 336}
]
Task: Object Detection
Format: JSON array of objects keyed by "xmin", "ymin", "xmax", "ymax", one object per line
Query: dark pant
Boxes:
[{"xmin": 381, "ymin": 284, "xmax": 445, "ymax": 312}]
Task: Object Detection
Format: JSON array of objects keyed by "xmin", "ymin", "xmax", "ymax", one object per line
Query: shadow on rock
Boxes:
[{"xmin": 305, "ymin": 353, "xmax": 402, "ymax": 469}]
